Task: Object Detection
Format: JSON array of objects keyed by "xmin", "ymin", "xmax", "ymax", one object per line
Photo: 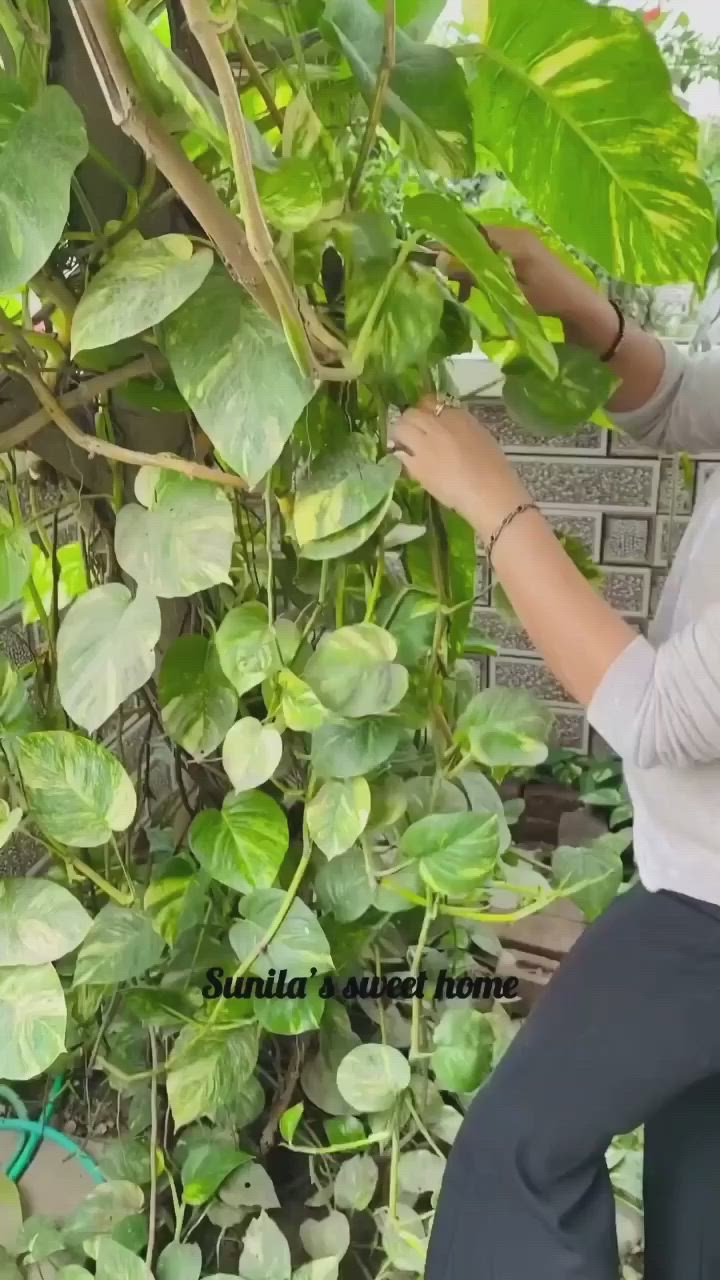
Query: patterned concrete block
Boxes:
[
  {"xmin": 609, "ymin": 429, "xmax": 656, "ymax": 457},
  {"xmin": 544, "ymin": 509, "xmax": 603, "ymax": 559},
  {"xmin": 466, "ymin": 656, "xmax": 489, "ymax": 690},
  {"xmin": 472, "ymin": 607, "xmax": 534, "ymax": 657},
  {"xmin": 697, "ymin": 460, "xmax": 720, "ymax": 492},
  {"xmin": 490, "ymin": 655, "xmax": 575, "ymax": 705},
  {"xmin": 600, "ymin": 567, "xmax": 651, "ymax": 618},
  {"xmin": 602, "ymin": 517, "xmax": 651, "ymax": 565},
  {"xmin": 653, "ymin": 516, "xmax": 690, "ymax": 567},
  {"xmin": 658, "ymin": 458, "xmax": 694, "ymax": 514},
  {"xmin": 472, "ymin": 400, "xmax": 606, "ymax": 455},
  {"xmin": 514, "ymin": 457, "xmax": 659, "ymax": 513},
  {"xmin": 549, "ymin": 705, "xmax": 590, "ymax": 753}
]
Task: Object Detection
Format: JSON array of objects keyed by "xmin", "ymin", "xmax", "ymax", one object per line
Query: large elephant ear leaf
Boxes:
[
  {"xmin": 0, "ymin": 85, "xmax": 87, "ymax": 291},
  {"xmin": 162, "ymin": 268, "xmax": 314, "ymax": 487},
  {"xmin": 463, "ymin": 0, "xmax": 716, "ymax": 286},
  {"xmin": 16, "ymin": 732, "xmax": 137, "ymax": 848}
]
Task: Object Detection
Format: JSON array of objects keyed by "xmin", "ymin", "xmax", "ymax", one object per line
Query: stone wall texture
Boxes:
[{"xmin": 462, "ymin": 360, "xmax": 720, "ymax": 756}]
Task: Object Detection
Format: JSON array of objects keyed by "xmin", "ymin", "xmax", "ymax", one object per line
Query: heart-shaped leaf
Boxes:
[
  {"xmin": 73, "ymin": 905, "xmax": 165, "ymax": 986},
  {"xmin": 189, "ymin": 791, "xmax": 288, "ymax": 893},
  {"xmin": 230, "ymin": 891, "xmax": 333, "ymax": 978},
  {"xmin": 17, "ymin": 732, "xmax": 136, "ymax": 848},
  {"xmin": 293, "ymin": 446, "xmax": 400, "ymax": 547},
  {"xmin": 336, "ymin": 1044, "xmax": 410, "ymax": 1113},
  {"xmin": 503, "ymin": 345, "xmax": 620, "ymax": 435},
  {"xmin": 115, "ymin": 469, "xmax": 235, "ymax": 599},
  {"xmin": 71, "ymin": 236, "xmax": 213, "ymax": 356},
  {"xmin": 159, "ymin": 635, "xmax": 238, "ymax": 758},
  {"xmin": 163, "ymin": 268, "xmax": 314, "ymax": 487},
  {"xmin": 0, "ymin": 879, "xmax": 92, "ymax": 966},
  {"xmin": 455, "ymin": 688, "xmax": 553, "ymax": 769},
  {"xmin": 216, "ymin": 603, "xmax": 299, "ymax": 698},
  {"xmin": 0, "ymin": 507, "xmax": 32, "ymax": 611},
  {"xmin": 306, "ymin": 779, "xmax": 371, "ymax": 859},
  {"xmin": 311, "ymin": 718, "xmax": 400, "ymax": 779},
  {"xmin": 0, "ymin": 86, "xmax": 87, "ymax": 291},
  {"xmin": 0, "ymin": 964, "xmax": 66, "ymax": 1081},
  {"xmin": 400, "ymin": 811, "xmax": 503, "ymax": 896},
  {"xmin": 304, "ymin": 625, "xmax": 407, "ymax": 718},
  {"xmin": 222, "ymin": 718, "xmax": 283, "ymax": 792},
  {"xmin": 181, "ymin": 1145, "xmax": 252, "ymax": 1207},
  {"xmin": 58, "ymin": 584, "xmax": 161, "ymax": 733},
  {"xmin": 167, "ymin": 1024, "xmax": 259, "ymax": 1129},
  {"xmin": 431, "ymin": 1008, "xmax": 494, "ymax": 1093}
]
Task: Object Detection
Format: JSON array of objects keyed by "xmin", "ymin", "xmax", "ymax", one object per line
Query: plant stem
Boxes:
[
  {"xmin": 232, "ymin": 23, "xmax": 284, "ymax": 129},
  {"xmin": 410, "ymin": 889, "xmax": 436, "ymax": 1060},
  {"xmin": 182, "ymin": 0, "xmax": 315, "ymax": 376},
  {"xmin": 364, "ymin": 552, "xmax": 384, "ymax": 622},
  {"xmin": 18, "ymin": 367, "xmax": 249, "ymax": 491},
  {"xmin": 349, "ymin": 0, "xmax": 397, "ymax": 205},
  {"xmin": 286, "ymin": 1130, "xmax": 391, "ymax": 1156},
  {"xmin": 351, "ymin": 233, "xmax": 420, "ymax": 374},
  {"xmin": 146, "ymin": 1029, "xmax": 159, "ymax": 1267}
]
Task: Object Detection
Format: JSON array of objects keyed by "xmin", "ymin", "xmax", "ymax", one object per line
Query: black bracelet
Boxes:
[
  {"xmin": 600, "ymin": 300, "xmax": 625, "ymax": 363},
  {"xmin": 487, "ymin": 501, "xmax": 539, "ymax": 570}
]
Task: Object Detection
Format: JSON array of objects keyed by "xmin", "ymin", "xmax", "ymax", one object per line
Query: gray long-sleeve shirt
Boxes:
[{"xmin": 587, "ymin": 340, "xmax": 720, "ymax": 905}]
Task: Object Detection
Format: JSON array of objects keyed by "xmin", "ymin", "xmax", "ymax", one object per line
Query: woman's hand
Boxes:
[{"xmin": 389, "ymin": 394, "xmax": 531, "ymax": 542}]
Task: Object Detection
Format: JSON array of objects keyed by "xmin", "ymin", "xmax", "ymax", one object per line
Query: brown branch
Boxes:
[
  {"xmin": 259, "ymin": 1035, "xmax": 308, "ymax": 1156},
  {"xmin": 349, "ymin": 0, "xmax": 397, "ymax": 205},
  {"xmin": 0, "ymin": 357, "xmax": 158, "ymax": 452},
  {"xmin": 181, "ymin": 0, "xmax": 315, "ymax": 376},
  {"xmin": 68, "ymin": 0, "xmax": 275, "ymax": 317},
  {"xmin": 19, "ymin": 369, "xmax": 248, "ymax": 492}
]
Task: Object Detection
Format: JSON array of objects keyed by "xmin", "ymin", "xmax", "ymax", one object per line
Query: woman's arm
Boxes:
[
  {"xmin": 458, "ymin": 227, "xmax": 720, "ymax": 453},
  {"xmin": 390, "ymin": 398, "xmax": 720, "ymax": 768}
]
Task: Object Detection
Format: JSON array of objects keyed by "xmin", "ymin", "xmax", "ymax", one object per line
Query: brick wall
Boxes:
[{"xmin": 452, "ymin": 353, "xmax": 720, "ymax": 755}]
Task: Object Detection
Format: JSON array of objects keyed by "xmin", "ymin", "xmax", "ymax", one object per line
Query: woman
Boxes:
[{"xmin": 390, "ymin": 229, "xmax": 720, "ymax": 1280}]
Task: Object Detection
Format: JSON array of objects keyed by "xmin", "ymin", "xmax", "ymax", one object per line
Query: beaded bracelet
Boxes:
[
  {"xmin": 486, "ymin": 501, "xmax": 539, "ymax": 570},
  {"xmin": 600, "ymin": 300, "xmax": 626, "ymax": 364}
]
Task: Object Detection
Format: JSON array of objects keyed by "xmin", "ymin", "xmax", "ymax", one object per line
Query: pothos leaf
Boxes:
[
  {"xmin": 17, "ymin": 732, "xmax": 136, "ymax": 848},
  {"xmin": 230, "ymin": 890, "xmax": 333, "ymax": 977},
  {"xmin": 306, "ymin": 779, "xmax": 371, "ymax": 860},
  {"xmin": 159, "ymin": 635, "xmax": 238, "ymax": 759},
  {"xmin": 303, "ymin": 625, "xmax": 408, "ymax": 719},
  {"xmin": 222, "ymin": 718, "xmax": 283, "ymax": 793},
  {"xmin": 0, "ymin": 507, "xmax": 32, "ymax": 611},
  {"xmin": 0, "ymin": 85, "xmax": 87, "ymax": 291},
  {"xmin": 503, "ymin": 345, "xmax": 620, "ymax": 436},
  {"xmin": 162, "ymin": 267, "xmax": 314, "ymax": 487},
  {"xmin": 189, "ymin": 791, "xmax": 289, "ymax": 893},
  {"xmin": 0, "ymin": 878, "xmax": 92, "ymax": 967},
  {"xmin": 0, "ymin": 963, "xmax": 66, "ymax": 1080},
  {"xmin": 115, "ymin": 468, "xmax": 235, "ymax": 599}
]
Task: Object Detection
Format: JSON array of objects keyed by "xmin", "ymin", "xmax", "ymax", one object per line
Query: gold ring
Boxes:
[{"xmin": 433, "ymin": 396, "xmax": 460, "ymax": 417}]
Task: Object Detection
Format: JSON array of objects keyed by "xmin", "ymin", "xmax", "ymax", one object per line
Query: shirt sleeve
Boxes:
[
  {"xmin": 611, "ymin": 341, "xmax": 720, "ymax": 455},
  {"xmin": 587, "ymin": 605, "xmax": 720, "ymax": 769}
]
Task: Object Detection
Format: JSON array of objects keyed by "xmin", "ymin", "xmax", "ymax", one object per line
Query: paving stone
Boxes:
[
  {"xmin": 602, "ymin": 516, "xmax": 651, "ymax": 565},
  {"xmin": 490, "ymin": 655, "xmax": 575, "ymax": 705},
  {"xmin": 609, "ymin": 430, "xmax": 656, "ymax": 456},
  {"xmin": 653, "ymin": 515, "xmax": 691, "ymax": 567},
  {"xmin": 471, "ymin": 400, "xmax": 605, "ymax": 454},
  {"xmin": 599, "ymin": 567, "xmax": 651, "ymax": 618},
  {"xmin": 697, "ymin": 460, "xmax": 720, "ymax": 492},
  {"xmin": 514, "ymin": 457, "xmax": 659, "ymax": 513}
]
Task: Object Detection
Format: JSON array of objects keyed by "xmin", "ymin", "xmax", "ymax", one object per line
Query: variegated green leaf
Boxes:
[
  {"xmin": 71, "ymin": 236, "xmax": 213, "ymax": 356},
  {"xmin": 73, "ymin": 905, "xmax": 165, "ymax": 986},
  {"xmin": 0, "ymin": 878, "xmax": 92, "ymax": 966},
  {"xmin": 306, "ymin": 779, "xmax": 371, "ymax": 860},
  {"xmin": 216, "ymin": 603, "xmax": 299, "ymax": 698},
  {"xmin": 0, "ymin": 507, "xmax": 32, "ymax": 611},
  {"xmin": 400, "ymin": 812, "xmax": 503, "ymax": 896},
  {"xmin": 404, "ymin": 192, "xmax": 557, "ymax": 379},
  {"xmin": 0, "ymin": 800, "xmax": 21, "ymax": 849},
  {"xmin": 115, "ymin": 468, "xmax": 234, "ymax": 598},
  {"xmin": 336, "ymin": 1044, "xmax": 410, "ymax": 1113},
  {"xmin": 16, "ymin": 732, "xmax": 136, "ymax": 848},
  {"xmin": 57, "ymin": 585, "xmax": 161, "ymax": 733},
  {"xmin": 303, "ymin": 625, "xmax": 408, "ymax": 718},
  {"xmin": 293, "ymin": 447, "xmax": 400, "ymax": 547},
  {"xmin": 463, "ymin": 0, "xmax": 716, "ymax": 286},
  {"xmin": 189, "ymin": 791, "xmax": 289, "ymax": 893},
  {"xmin": 162, "ymin": 268, "xmax": 314, "ymax": 487},
  {"xmin": 119, "ymin": 8, "xmax": 275, "ymax": 171},
  {"xmin": 167, "ymin": 1024, "xmax": 259, "ymax": 1129},
  {"xmin": 230, "ymin": 891, "xmax": 333, "ymax": 978},
  {"xmin": 299, "ymin": 490, "xmax": 396, "ymax": 562},
  {"xmin": 0, "ymin": 964, "xmax": 66, "ymax": 1081},
  {"xmin": 0, "ymin": 85, "xmax": 87, "ymax": 291},
  {"xmin": 222, "ymin": 718, "xmax": 283, "ymax": 792},
  {"xmin": 159, "ymin": 635, "xmax": 238, "ymax": 759}
]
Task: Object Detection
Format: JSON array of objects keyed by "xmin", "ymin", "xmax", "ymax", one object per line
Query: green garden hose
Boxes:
[
  {"xmin": 0, "ymin": 1119, "xmax": 105, "ymax": 1184},
  {"xmin": 0, "ymin": 1075, "xmax": 105, "ymax": 1186}
]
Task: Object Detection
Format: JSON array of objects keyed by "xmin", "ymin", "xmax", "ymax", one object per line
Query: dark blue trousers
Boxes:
[{"xmin": 425, "ymin": 884, "xmax": 720, "ymax": 1279}]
